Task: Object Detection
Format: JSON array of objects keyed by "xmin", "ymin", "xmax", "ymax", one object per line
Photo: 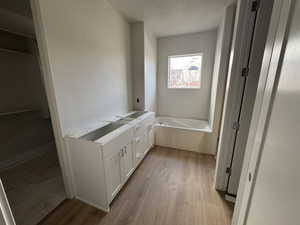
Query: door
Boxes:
[
  {"xmin": 104, "ymin": 151, "xmax": 122, "ymax": 201},
  {"xmin": 245, "ymin": 1, "xmax": 299, "ymax": 224},
  {"xmin": 226, "ymin": 0, "xmax": 275, "ymax": 196},
  {"xmin": 120, "ymin": 142, "xmax": 134, "ymax": 181}
]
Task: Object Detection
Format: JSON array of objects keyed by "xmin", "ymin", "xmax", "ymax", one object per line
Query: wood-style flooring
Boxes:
[{"xmin": 39, "ymin": 146, "xmax": 233, "ymax": 225}]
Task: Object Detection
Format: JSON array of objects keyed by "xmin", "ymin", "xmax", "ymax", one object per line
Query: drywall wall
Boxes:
[
  {"xmin": 207, "ymin": 3, "xmax": 236, "ymax": 156},
  {"xmin": 144, "ymin": 29, "xmax": 157, "ymax": 112},
  {"xmin": 0, "ymin": 9, "xmax": 47, "ymax": 114},
  {"xmin": 0, "ymin": 8, "xmax": 34, "ymax": 37},
  {"xmin": 131, "ymin": 22, "xmax": 145, "ymax": 110},
  {"xmin": 131, "ymin": 22, "xmax": 157, "ymax": 112},
  {"xmin": 34, "ymin": 0, "xmax": 132, "ymax": 135},
  {"xmin": 0, "ymin": 50, "xmax": 44, "ymax": 113},
  {"xmin": 245, "ymin": 1, "xmax": 300, "ymax": 224},
  {"xmin": 157, "ymin": 30, "xmax": 217, "ymax": 119}
]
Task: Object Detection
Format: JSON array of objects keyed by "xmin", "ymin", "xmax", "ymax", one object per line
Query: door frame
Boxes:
[
  {"xmin": 215, "ymin": 0, "xmax": 275, "ymax": 194},
  {"xmin": 226, "ymin": 0, "xmax": 275, "ymax": 195},
  {"xmin": 29, "ymin": 0, "xmax": 74, "ymax": 198},
  {"xmin": 232, "ymin": 0, "xmax": 292, "ymax": 224},
  {"xmin": 215, "ymin": 0, "xmax": 265, "ymax": 192},
  {"xmin": 0, "ymin": 180, "xmax": 15, "ymax": 225}
]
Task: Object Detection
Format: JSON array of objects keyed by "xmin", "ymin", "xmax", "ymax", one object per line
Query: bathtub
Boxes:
[{"xmin": 155, "ymin": 117, "xmax": 214, "ymax": 154}]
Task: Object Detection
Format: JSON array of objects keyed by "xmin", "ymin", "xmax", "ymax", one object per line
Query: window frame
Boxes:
[{"xmin": 167, "ymin": 53, "xmax": 203, "ymax": 90}]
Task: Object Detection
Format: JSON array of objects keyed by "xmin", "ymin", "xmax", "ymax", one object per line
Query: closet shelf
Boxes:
[
  {"xmin": 0, "ymin": 47, "xmax": 32, "ymax": 55},
  {"xmin": 0, "ymin": 109, "xmax": 39, "ymax": 117}
]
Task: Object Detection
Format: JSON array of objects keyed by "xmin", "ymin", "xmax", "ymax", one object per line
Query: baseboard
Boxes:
[
  {"xmin": 0, "ymin": 143, "xmax": 54, "ymax": 172},
  {"xmin": 155, "ymin": 144, "xmax": 214, "ymax": 155},
  {"xmin": 76, "ymin": 196, "xmax": 110, "ymax": 213}
]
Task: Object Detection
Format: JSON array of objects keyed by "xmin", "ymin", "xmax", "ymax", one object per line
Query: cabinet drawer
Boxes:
[{"xmin": 102, "ymin": 127, "xmax": 134, "ymax": 158}]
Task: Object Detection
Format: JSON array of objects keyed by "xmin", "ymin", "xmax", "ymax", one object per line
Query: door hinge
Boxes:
[
  {"xmin": 251, "ymin": 0, "xmax": 260, "ymax": 12},
  {"xmin": 232, "ymin": 121, "xmax": 240, "ymax": 130},
  {"xmin": 226, "ymin": 167, "xmax": 232, "ymax": 175},
  {"xmin": 241, "ymin": 67, "xmax": 249, "ymax": 77}
]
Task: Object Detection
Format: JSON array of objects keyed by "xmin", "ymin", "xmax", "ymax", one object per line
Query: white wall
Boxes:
[
  {"xmin": 208, "ymin": 4, "xmax": 236, "ymax": 156},
  {"xmin": 207, "ymin": 4, "xmax": 237, "ymax": 156},
  {"xmin": 131, "ymin": 22, "xmax": 145, "ymax": 110},
  {"xmin": 35, "ymin": 0, "xmax": 132, "ymax": 135},
  {"xmin": 144, "ymin": 29, "xmax": 157, "ymax": 112},
  {"xmin": 131, "ymin": 22, "xmax": 157, "ymax": 112},
  {"xmin": 0, "ymin": 51, "xmax": 44, "ymax": 113},
  {"xmin": 157, "ymin": 30, "xmax": 217, "ymax": 119},
  {"xmin": 245, "ymin": 1, "xmax": 300, "ymax": 224}
]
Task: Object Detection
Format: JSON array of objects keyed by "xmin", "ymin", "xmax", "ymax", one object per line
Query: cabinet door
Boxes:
[
  {"xmin": 134, "ymin": 133, "xmax": 147, "ymax": 165},
  {"xmin": 148, "ymin": 125, "xmax": 155, "ymax": 150},
  {"xmin": 121, "ymin": 142, "xmax": 134, "ymax": 182},
  {"xmin": 104, "ymin": 151, "xmax": 122, "ymax": 201}
]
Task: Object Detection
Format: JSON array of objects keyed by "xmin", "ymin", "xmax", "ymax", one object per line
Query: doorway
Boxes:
[{"xmin": 0, "ymin": 2, "xmax": 66, "ymax": 225}]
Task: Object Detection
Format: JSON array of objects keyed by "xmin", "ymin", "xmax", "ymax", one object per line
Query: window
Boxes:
[{"xmin": 168, "ymin": 53, "xmax": 202, "ymax": 89}]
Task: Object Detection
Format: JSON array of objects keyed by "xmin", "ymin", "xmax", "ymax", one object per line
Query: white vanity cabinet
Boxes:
[
  {"xmin": 103, "ymin": 138, "xmax": 134, "ymax": 203},
  {"xmin": 132, "ymin": 113, "xmax": 155, "ymax": 166},
  {"xmin": 148, "ymin": 124, "xmax": 155, "ymax": 150},
  {"xmin": 65, "ymin": 111, "xmax": 155, "ymax": 212}
]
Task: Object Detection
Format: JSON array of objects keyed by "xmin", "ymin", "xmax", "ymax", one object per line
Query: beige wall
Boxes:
[
  {"xmin": 35, "ymin": 0, "xmax": 133, "ymax": 135},
  {"xmin": 157, "ymin": 30, "xmax": 217, "ymax": 120}
]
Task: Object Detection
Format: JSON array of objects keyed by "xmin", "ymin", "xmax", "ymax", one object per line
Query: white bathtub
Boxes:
[{"xmin": 155, "ymin": 117, "xmax": 214, "ymax": 154}]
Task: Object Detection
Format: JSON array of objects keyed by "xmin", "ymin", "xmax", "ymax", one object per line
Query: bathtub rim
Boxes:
[{"xmin": 155, "ymin": 116, "xmax": 213, "ymax": 133}]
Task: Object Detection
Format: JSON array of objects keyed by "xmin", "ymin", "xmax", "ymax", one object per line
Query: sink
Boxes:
[
  {"xmin": 126, "ymin": 111, "xmax": 147, "ymax": 119},
  {"xmin": 80, "ymin": 122, "xmax": 126, "ymax": 141},
  {"xmin": 79, "ymin": 112, "xmax": 147, "ymax": 141}
]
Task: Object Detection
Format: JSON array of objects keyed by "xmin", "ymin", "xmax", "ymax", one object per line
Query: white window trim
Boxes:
[{"xmin": 167, "ymin": 53, "xmax": 203, "ymax": 90}]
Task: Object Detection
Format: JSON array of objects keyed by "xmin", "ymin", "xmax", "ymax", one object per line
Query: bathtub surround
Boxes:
[
  {"xmin": 155, "ymin": 9, "xmax": 235, "ymax": 155},
  {"xmin": 157, "ymin": 30, "xmax": 217, "ymax": 120},
  {"xmin": 155, "ymin": 117, "xmax": 212, "ymax": 154}
]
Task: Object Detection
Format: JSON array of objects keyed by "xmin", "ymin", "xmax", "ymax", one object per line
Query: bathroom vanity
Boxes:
[{"xmin": 65, "ymin": 111, "xmax": 155, "ymax": 212}]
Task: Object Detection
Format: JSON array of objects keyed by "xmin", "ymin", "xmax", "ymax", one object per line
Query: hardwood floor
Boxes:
[{"xmin": 39, "ymin": 146, "xmax": 233, "ymax": 225}]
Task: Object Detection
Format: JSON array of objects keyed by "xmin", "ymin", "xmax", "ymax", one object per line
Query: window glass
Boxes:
[{"xmin": 168, "ymin": 54, "xmax": 202, "ymax": 89}]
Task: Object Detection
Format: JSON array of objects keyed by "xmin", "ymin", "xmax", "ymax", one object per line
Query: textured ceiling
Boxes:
[{"xmin": 108, "ymin": 0, "xmax": 233, "ymax": 37}]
